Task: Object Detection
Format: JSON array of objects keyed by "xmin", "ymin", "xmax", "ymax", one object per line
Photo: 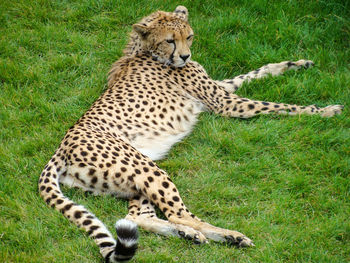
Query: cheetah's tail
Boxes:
[
  {"xmin": 38, "ymin": 157, "xmax": 139, "ymax": 262},
  {"xmin": 106, "ymin": 219, "xmax": 139, "ymax": 262}
]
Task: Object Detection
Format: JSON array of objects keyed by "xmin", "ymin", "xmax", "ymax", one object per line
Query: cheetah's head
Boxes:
[{"xmin": 132, "ymin": 6, "xmax": 193, "ymax": 68}]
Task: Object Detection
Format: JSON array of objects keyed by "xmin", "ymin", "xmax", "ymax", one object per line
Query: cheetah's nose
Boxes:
[{"xmin": 180, "ymin": 54, "xmax": 190, "ymax": 62}]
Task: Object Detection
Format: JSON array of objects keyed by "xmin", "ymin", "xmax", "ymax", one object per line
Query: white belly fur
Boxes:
[
  {"xmin": 133, "ymin": 129, "xmax": 194, "ymax": 160},
  {"xmin": 131, "ymin": 100, "xmax": 204, "ymax": 160}
]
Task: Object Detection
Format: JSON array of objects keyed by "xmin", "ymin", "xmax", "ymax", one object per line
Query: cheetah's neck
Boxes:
[
  {"xmin": 108, "ymin": 31, "xmax": 148, "ymax": 88},
  {"xmin": 123, "ymin": 31, "xmax": 143, "ymax": 57}
]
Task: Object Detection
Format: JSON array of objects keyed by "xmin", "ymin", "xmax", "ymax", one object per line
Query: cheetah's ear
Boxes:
[
  {"xmin": 174, "ymin": 5, "xmax": 188, "ymax": 21},
  {"xmin": 132, "ymin": 23, "xmax": 150, "ymax": 38}
]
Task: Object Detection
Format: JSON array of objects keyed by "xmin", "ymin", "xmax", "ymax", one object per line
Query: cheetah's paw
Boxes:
[
  {"xmin": 225, "ymin": 233, "xmax": 255, "ymax": 248},
  {"xmin": 294, "ymin": 59, "xmax": 314, "ymax": 69},
  {"xmin": 321, "ymin": 105, "xmax": 344, "ymax": 117},
  {"xmin": 177, "ymin": 225, "xmax": 207, "ymax": 244}
]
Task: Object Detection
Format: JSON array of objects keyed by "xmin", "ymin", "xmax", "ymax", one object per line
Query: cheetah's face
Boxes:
[
  {"xmin": 151, "ymin": 28, "xmax": 193, "ymax": 68},
  {"xmin": 133, "ymin": 7, "xmax": 194, "ymax": 68}
]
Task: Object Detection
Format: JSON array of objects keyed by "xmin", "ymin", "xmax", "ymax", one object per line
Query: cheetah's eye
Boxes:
[
  {"xmin": 166, "ymin": 39, "xmax": 175, "ymax": 44},
  {"xmin": 186, "ymin": 35, "xmax": 194, "ymax": 41}
]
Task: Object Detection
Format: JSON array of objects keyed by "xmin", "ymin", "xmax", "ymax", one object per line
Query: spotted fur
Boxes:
[{"xmin": 39, "ymin": 5, "xmax": 343, "ymax": 262}]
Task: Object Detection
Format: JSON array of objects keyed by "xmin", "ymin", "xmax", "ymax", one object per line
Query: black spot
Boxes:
[
  {"xmin": 99, "ymin": 242, "xmax": 115, "ymax": 248},
  {"xmin": 158, "ymin": 189, "xmax": 164, "ymax": 196},
  {"xmin": 74, "ymin": 211, "xmax": 82, "ymax": 219},
  {"xmin": 248, "ymin": 104, "xmax": 255, "ymax": 109},
  {"xmin": 63, "ymin": 203, "xmax": 73, "ymax": 212},
  {"xmin": 45, "ymin": 197, "xmax": 51, "ymax": 204},
  {"xmin": 83, "ymin": 219, "xmax": 92, "ymax": 225},
  {"xmin": 147, "ymin": 176, "xmax": 154, "ymax": 182},
  {"xmin": 96, "ymin": 144, "xmax": 103, "ymax": 150},
  {"xmin": 162, "ymin": 182, "xmax": 169, "ymax": 188},
  {"xmin": 167, "ymin": 122, "xmax": 174, "ymax": 129},
  {"xmin": 172, "ymin": 196, "xmax": 180, "ymax": 202},
  {"xmin": 87, "ymin": 225, "xmax": 100, "ymax": 235},
  {"xmin": 154, "ymin": 171, "xmax": 160, "ymax": 176},
  {"xmin": 94, "ymin": 233, "xmax": 109, "ymax": 239},
  {"xmin": 91, "ymin": 177, "xmax": 98, "ymax": 184}
]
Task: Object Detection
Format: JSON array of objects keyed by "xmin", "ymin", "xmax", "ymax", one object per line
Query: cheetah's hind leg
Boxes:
[
  {"xmin": 126, "ymin": 195, "xmax": 207, "ymax": 244},
  {"xmin": 131, "ymin": 167, "xmax": 254, "ymax": 248}
]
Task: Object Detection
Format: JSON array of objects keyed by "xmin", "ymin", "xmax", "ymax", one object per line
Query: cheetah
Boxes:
[{"xmin": 38, "ymin": 6, "xmax": 344, "ymax": 262}]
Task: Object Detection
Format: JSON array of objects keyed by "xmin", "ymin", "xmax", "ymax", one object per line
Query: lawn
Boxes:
[{"xmin": 0, "ymin": 0, "xmax": 349, "ymax": 262}]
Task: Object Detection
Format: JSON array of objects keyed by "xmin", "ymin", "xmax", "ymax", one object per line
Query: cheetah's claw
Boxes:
[
  {"xmin": 321, "ymin": 105, "xmax": 344, "ymax": 117},
  {"xmin": 295, "ymin": 59, "xmax": 314, "ymax": 69},
  {"xmin": 177, "ymin": 227, "xmax": 207, "ymax": 244},
  {"xmin": 225, "ymin": 235, "xmax": 255, "ymax": 248}
]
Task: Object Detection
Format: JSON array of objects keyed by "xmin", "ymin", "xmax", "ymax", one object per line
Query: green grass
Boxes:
[{"xmin": 1, "ymin": 0, "xmax": 349, "ymax": 262}]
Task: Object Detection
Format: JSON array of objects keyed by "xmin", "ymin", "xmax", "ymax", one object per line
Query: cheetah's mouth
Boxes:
[
  {"xmin": 169, "ymin": 54, "xmax": 187, "ymax": 68},
  {"xmin": 175, "ymin": 62, "xmax": 186, "ymax": 68},
  {"xmin": 152, "ymin": 54, "xmax": 187, "ymax": 68},
  {"xmin": 168, "ymin": 59, "xmax": 187, "ymax": 68}
]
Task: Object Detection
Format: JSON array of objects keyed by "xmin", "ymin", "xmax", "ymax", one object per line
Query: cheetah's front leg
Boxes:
[
  {"xmin": 196, "ymin": 81, "xmax": 343, "ymax": 118},
  {"xmin": 214, "ymin": 95, "xmax": 343, "ymax": 118},
  {"xmin": 217, "ymin": 59, "xmax": 314, "ymax": 93}
]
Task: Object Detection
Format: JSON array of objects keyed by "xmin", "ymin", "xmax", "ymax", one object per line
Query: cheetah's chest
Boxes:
[{"xmin": 129, "ymin": 95, "xmax": 204, "ymax": 160}]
